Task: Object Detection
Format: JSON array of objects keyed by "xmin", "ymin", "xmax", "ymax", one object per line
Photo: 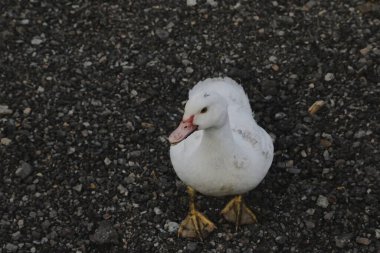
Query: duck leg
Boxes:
[
  {"xmin": 178, "ymin": 186, "xmax": 216, "ymax": 240},
  {"xmin": 221, "ymin": 195, "xmax": 257, "ymax": 231}
]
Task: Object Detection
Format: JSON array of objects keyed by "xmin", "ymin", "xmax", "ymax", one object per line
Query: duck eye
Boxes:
[{"xmin": 200, "ymin": 107, "xmax": 208, "ymax": 113}]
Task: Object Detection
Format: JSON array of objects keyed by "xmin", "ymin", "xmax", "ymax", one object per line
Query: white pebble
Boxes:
[
  {"xmin": 83, "ymin": 61, "xmax": 92, "ymax": 67},
  {"xmin": 207, "ymin": 0, "xmax": 218, "ymax": 7},
  {"xmin": 166, "ymin": 221, "xmax": 179, "ymax": 233},
  {"xmin": 269, "ymin": 56, "xmax": 277, "ymax": 63},
  {"xmin": 186, "ymin": 67, "xmax": 194, "ymax": 74},
  {"xmin": 186, "ymin": 0, "xmax": 197, "ymax": 6},
  {"xmin": 154, "ymin": 207, "xmax": 162, "ymax": 215},
  {"xmin": 316, "ymin": 195, "xmax": 329, "ymax": 208},
  {"xmin": 31, "ymin": 37, "xmax": 43, "ymax": 45},
  {"xmin": 0, "ymin": 105, "xmax": 13, "ymax": 115},
  {"xmin": 1, "ymin": 138, "xmax": 12, "ymax": 145},
  {"xmin": 324, "ymin": 73, "xmax": 334, "ymax": 81},
  {"xmin": 37, "ymin": 86, "xmax": 45, "ymax": 93},
  {"xmin": 104, "ymin": 157, "xmax": 111, "ymax": 165},
  {"xmin": 23, "ymin": 107, "xmax": 31, "ymax": 115}
]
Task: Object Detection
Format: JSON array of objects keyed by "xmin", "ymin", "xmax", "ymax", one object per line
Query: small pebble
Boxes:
[
  {"xmin": 73, "ymin": 184, "xmax": 82, "ymax": 192},
  {"xmin": 275, "ymin": 235, "xmax": 286, "ymax": 244},
  {"xmin": 117, "ymin": 184, "xmax": 128, "ymax": 196},
  {"xmin": 187, "ymin": 242, "xmax": 198, "ymax": 252},
  {"xmin": 324, "ymin": 73, "xmax": 334, "ymax": 81},
  {"xmin": 316, "ymin": 195, "xmax": 329, "ymax": 208},
  {"xmin": 186, "ymin": 0, "xmax": 197, "ymax": 6},
  {"xmin": 335, "ymin": 235, "xmax": 351, "ymax": 248},
  {"xmin": 31, "ymin": 37, "xmax": 43, "ymax": 45},
  {"xmin": 154, "ymin": 207, "xmax": 162, "ymax": 215},
  {"xmin": 356, "ymin": 237, "xmax": 371, "ymax": 245},
  {"xmin": 37, "ymin": 86, "xmax": 45, "ymax": 93},
  {"xmin": 285, "ymin": 160, "xmax": 294, "ymax": 168},
  {"xmin": 186, "ymin": 67, "xmax": 194, "ymax": 74},
  {"xmin": 0, "ymin": 105, "xmax": 13, "ymax": 115},
  {"xmin": 207, "ymin": 0, "xmax": 218, "ymax": 7},
  {"xmin": 67, "ymin": 147, "xmax": 76, "ymax": 154},
  {"xmin": 359, "ymin": 47, "xmax": 371, "ymax": 56},
  {"xmin": 83, "ymin": 61, "xmax": 92, "ymax": 67},
  {"xmin": 90, "ymin": 221, "xmax": 118, "ymax": 244},
  {"xmin": 1, "ymin": 138, "xmax": 12, "ymax": 145},
  {"xmin": 11, "ymin": 231, "xmax": 21, "ymax": 240},
  {"xmin": 104, "ymin": 157, "xmax": 111, "ymax": 166},
  {"xmin": 274, "ymin": 112, "xmax": 286, "ymax": 120},
  {"xmin": 15, "ymin": 162, "xmax": 32, "ymax": 179},
  {"xmin": 269, "ymin": 56, "xmax": 278, "ymax": 63},
  {"xmin": 375, "ymin": 229, "xmax": 380, "ymax": 239},
  {"xmin": 166, "ymin": 221, "xmax": 179, "ymax": 233},
  {"xmin": 155, "ymin": 29, "xmax": 169, "ymax": 40},
  {"xmin": 5, "ymin": 243, "xmax": 18, "ymax": 252},
  {"xmin": 324, "ymin": 211, "xmax": 334, "ymax": 220},
  {"xmin": 354, "ymin": 130, "xmax": 366, "ymax": 139},
  {"xmin": 271, "ymin": 64, "xmax": 279, "ymax": 71},
  {"xmin": 305, "ymin": 220, "xmax": 315, "ymax": 229},
  {"xmin": 20, "ymin": 19, "xmax": 30, "ymax": 25},
  {"xmin": 17, "ymin": 219, "xmax": 24, "ymax": 228},
  {"xmin": 23, "ymin": 107, "xmax": 32, "ymax": 115}
]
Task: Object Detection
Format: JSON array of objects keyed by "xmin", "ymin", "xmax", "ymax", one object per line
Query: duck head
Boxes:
[{"xmin": 169, "ymin": 92, "xmax": 228, "ymax": 144}]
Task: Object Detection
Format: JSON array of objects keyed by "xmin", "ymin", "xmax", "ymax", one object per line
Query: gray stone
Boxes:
[
  {"xmin": 11, "ymin": 231, "xmax": 21, "ymax": 240},
  {"xmin": 275, "ymin": 112, "xmax": 286, "ymax": 120},
  {"xmin": 67, "ymin": 147, "xmax": 76, "ymax": 154},
  {"xmin": 15, "ymin": 162, "xmax": 32, "ymax": 179},
  {"xmin": 128, "ymin": 150, "xmax": 141, "ymax": 158},
  {"xmin": 206, "ymin": 0, "xmax": 218, "ymax": 7},
  {"xmin": 186, "ymin": 0, "xmax": 197, "ymax": 6},
  {"xmin": 104, "ymin": 157, "xmax": 111, "ymax": 166},
  {"xmin": 166, "ymin": 221, "xmax": 179, "ymax": 233},
  {"xmin": 89, "ymin": 221, "xmax": 118, "ymax": 244},
  {"xmin": 117, "ymin": 184, "xmax": 128, "ymax": 196},
  {"xmin": 1, "ymin": 138, "xmax": 12, "ymax": 145},
  {"xmin": 124, "ymin": 173, "xmax": 136, "ymax": 184},
  {"xmin": 5, "ymin": 243, "xmax": 18, "ymax": 252},
  {"xmin": 42, "ymin": 220, "xmax": 51, "ymax": 230},
  {"xmin": 186, "ymin": 67, "xmax": 194, "ymax": 74},
  {"xmin": 275, "ymin": 235, "xmax": 287, "ymax": 244},
  {"xmin": 153, "ymin": 207, "xmax": 162, "ymax": 215},
  {"xmin": 73, "ymin": 184, "xmax": 82, "ymax": 192},
  {"xmin": 187, "ymin": 242, "xmax": 198, "ymax": 251},
  {"xmin": 155, "ymin": 29, "xmax": 169, "ymax": 40},
  {"xmin": 335, "ymin": 234, "xmax": 352, "ymax": 248},
  {"xmin": 31, "ymin": 37, "xmax": 43, "ymax": 45},
  {"xmin": 83, "ymin": 61, "xmax": 92, "ymax": 67},
  {"xmin": 324, "ymin": 211, "xmax": 334, "ymax": 220},
  {"xmin": 356, "ymin": 237, "xmax": 371, "ymax": 245},
  {"xmin": 324, "ymin": 73, "xmax": 334, "ymax": 81},
  {"xmin": 269, "ymin": 56, "xmax": 278, "ymax": 63},
  {"xmin": 375, "ymin": 229, "xmax": 380, "ymax": 239},
  {"xmin": 354, "ymin": 130, "xmax": 366, "ymax": 139},
  {"xmin": 0, "ymin": 105, "xmax": 13, "ymax": 115},
  {"xmin": 316, "ymin": 195, "xmax": 329, "ymax": 208},
  {"xmin": 305, "ymin": 220, "xmax": 315, "ymax": 229}
]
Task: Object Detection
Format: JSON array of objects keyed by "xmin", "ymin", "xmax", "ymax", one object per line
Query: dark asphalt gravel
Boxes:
[{"xmin": 1, "ymin": 0, "xmax": 379, "ymax": 252}]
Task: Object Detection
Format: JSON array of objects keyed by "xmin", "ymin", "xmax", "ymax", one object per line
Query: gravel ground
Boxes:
[{"xmin": 1, "ymin": 0, "xmax": 379, "ymax": 252}]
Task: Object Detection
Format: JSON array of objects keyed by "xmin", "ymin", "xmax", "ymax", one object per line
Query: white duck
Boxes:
[{"xmin": 169, "ymin": 77, "xmax": 274, "ymax": 239}]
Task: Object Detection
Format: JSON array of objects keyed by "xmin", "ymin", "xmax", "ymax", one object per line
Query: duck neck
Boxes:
[{"xmin": 201, "ymin": 119, "xmax": 235, "ymax": 152}]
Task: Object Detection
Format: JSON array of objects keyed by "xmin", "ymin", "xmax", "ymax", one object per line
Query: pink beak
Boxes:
[{"xmin": 168, "ymin": 115, "xmax": 198, "ymax": 144}]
